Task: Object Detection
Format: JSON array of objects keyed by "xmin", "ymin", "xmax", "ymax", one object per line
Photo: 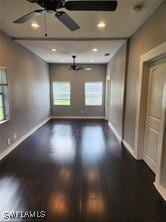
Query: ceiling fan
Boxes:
[
  {"xmin": 13, "ymin": 0, "xmax": 118, "ymax": 31},
  {"xmin": 68, "ymin": 55, "xmax": 92, "ymax": 71}
]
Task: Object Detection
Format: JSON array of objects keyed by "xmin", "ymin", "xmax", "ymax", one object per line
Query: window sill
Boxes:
[
  {"xmin": 85, "ymin": 105, "xmax": 102, "ymax": 106},
  {"xmin": 53, "ymin": 105, "xmax": 71, "ymax": 106},
  {"xmin": 0, "ymin": 119, "xmax": 9, "ymax": 125}
]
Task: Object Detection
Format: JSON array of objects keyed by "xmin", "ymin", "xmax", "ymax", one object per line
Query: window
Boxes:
[
  {"xmin": 0, "ymin": 67, "xmax": 9, "ymax": 123},
  {"xmin": 0, "ymin": 94, "xmax": 5, "ymax": 121},
  {"xmin": 85, "ymin": 82, "xmax": 103, "ymax": 106},
  {"xmin": 53, "ymin": 82, "xmax": 71, "ymax": 106}
]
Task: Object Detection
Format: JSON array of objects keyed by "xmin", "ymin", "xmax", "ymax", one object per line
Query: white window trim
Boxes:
[
  {"xmin": 53, "ymin": 81, "xmax": 71, "ymax": 106},
  {"xmin": 85, "ymin": 81, "xmax": 103, "ymax": 106},
  {"xmin": 0, "ymin": 67, "xmax": 9, "ymax": 124}
]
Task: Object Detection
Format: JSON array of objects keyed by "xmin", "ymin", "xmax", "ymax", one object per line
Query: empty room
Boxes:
[{"xmin": 0, "ymin": 0, "xmax": 166, "ymax": 221}]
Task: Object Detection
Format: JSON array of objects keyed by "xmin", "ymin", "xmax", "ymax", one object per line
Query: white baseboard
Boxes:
[
  {"xmin": 154, "ymin": 181, "xmax": 166, "ymax": 201},
  {"xmin": 51, "ymin": 116, "xmax": 106, "ymax": 119},
  {"xmin": 0, "ymin": 116, "xmax": 105, "ymax": 160},
  {"xmin": 144, "ymin": 155, "xmax": 157, "ymax": 174},
  {"xmin": 122, "ymin": 139, "xmax": 138, "ymax": 159},
  {"xmin": 108, "ymin": 122, "xmax": 139, "ymax": 160},
  {"xmin": 108, "ymin": 122, "xmax": 122, "ymax": 142},
  {"xmin": 0, "ymin": 117, "xmax": 51, "ymax": 160}
]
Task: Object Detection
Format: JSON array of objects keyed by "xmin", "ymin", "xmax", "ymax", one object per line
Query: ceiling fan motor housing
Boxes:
[{"xmin": 27, "ymin": 0, "xmax": 65, "ymax": 10}]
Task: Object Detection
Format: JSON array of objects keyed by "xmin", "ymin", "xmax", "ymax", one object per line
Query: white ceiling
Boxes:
[
  {"xmin": 17, "ymin": 40, "xmax": 125, "ymax": 63},
  {"xmin": 0, "ymin": 0, "xmax": 163, "ymax": 63}
]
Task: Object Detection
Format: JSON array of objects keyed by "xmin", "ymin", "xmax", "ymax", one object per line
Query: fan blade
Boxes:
[
  {"xmin": 65, "ymin": 1, "xmax": 117, "ymax": 11},
  {"xmin": 75, "ymin": 66, "xmax": 91, "ymax": 71},
  {"xmin": 78, "ymin": 67, "xmax": 92, "ymax": 71},
  {"xmin": 13, "ymin": 10, "xmax": 44, "ymax": 24},
  {"xmin": 26, "ymin": 0, "xmax": 38, "ymax": 2},
  {"xmin": 84, "ymin": 67, "xmax": 92, "ymax": 71},
  {"xmin": 55, "ymin": 11, "xmax": 80, "ymax": 31}
]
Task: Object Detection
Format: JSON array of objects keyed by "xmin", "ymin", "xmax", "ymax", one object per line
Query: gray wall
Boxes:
[
  {"xmin": 106, "ymin": 43, "xmax": 127, "ymax": 138},
  {"xmin": 106, "ymin": 1, "xmax": 166, "ymax": 148},
  {"xmin": 49, "ymin": 64, "xmax": 106, "ymax": 117},
  {"xmin": 0, "ymin": 32, "xmax": 50, "ymax": 154},
  {"xmin": 124, "ymin": 1, "xmax": 166, "ymax": 149}
]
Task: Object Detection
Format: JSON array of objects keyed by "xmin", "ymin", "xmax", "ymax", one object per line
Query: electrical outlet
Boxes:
[
  {"xmin": 7, "ymin": 138, "xmax": 11, "ymax": 145},
  {"xmin": 81, "ymin": 110, "xmax": 84, "ymax": 114}
]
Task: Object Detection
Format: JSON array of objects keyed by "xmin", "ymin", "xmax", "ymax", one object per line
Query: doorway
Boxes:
[
  {"xmin": 134, "ymin": 42, "xmax": 166, "ymax": 200},
  {"xmin": 143, "ymin": 61, "xmax": 166, "ymax": 173}
]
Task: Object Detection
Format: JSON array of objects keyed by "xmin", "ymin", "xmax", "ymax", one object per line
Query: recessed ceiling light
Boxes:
[
  {"xmin": 61, "ymin": 60, "xmax": 64, "ymax": 62},
  {"xmin": 92, "ymin": 48, "xmax": 98, "ymax": 52},
  {"xmin": 91, "ymin": 60, "xmax": 95, "ymax": 63},
  {"xmin": 51, "ymin": 48, "xmax": 56, "ymax": 52},
  {"xmin": 97, "ymin": 22, "xmax": 106, "ymax": 28},
  {"xmin": 31, "ymin": 23, "xmax": 40, "ymax": 28}
]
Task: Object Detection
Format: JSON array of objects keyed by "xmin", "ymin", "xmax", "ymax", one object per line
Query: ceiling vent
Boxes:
[{"xmin": 133, "ymin": 4, "xmax": 144, "ymax": 12}]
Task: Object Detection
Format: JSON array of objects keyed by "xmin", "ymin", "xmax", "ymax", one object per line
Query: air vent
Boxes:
[{"xmin": 133, "ymin": 4, "xmax": 144, "ymax": 12}]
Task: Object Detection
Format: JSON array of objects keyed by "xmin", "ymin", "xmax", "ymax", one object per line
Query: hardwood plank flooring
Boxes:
[{"xmin": 0, "ymin": 119, "xmax": 166, "ymax": 222}]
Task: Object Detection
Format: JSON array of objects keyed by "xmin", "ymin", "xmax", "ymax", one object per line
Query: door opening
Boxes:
[{"xmin": 143, "ymin": 61, "xmax": 166, "ymax": 173}]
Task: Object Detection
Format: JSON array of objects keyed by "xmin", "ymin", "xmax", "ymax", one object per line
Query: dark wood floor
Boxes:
[{"xmin": 0, "ymin": 119, "xmax": 166, "ymax": 222}]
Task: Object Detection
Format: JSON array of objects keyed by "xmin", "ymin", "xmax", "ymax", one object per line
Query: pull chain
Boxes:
[{"xmin": 44, "ymin": 12, "xmax": 47, "ymax": 37}]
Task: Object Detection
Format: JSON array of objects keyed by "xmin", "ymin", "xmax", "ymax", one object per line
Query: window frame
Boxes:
[
  {"xmin": 0, "ymin": 92, "xmax": 6, "ymax": 121},
  {"xmin": 0, "ymin": 66, "xmax": 9, "ymax": 124},
  {"xmin": 52, "ymin": 81, "xmax": 71, "ymax": 106},
  {"xmin": 84, "ymin": 81, "xmax": 103, "ymax": 106}
]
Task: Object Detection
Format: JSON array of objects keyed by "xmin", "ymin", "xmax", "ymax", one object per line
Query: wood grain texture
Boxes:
[{"xmin": 0, "ymin": 119, "xmax": 166, "ymax": 222}]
